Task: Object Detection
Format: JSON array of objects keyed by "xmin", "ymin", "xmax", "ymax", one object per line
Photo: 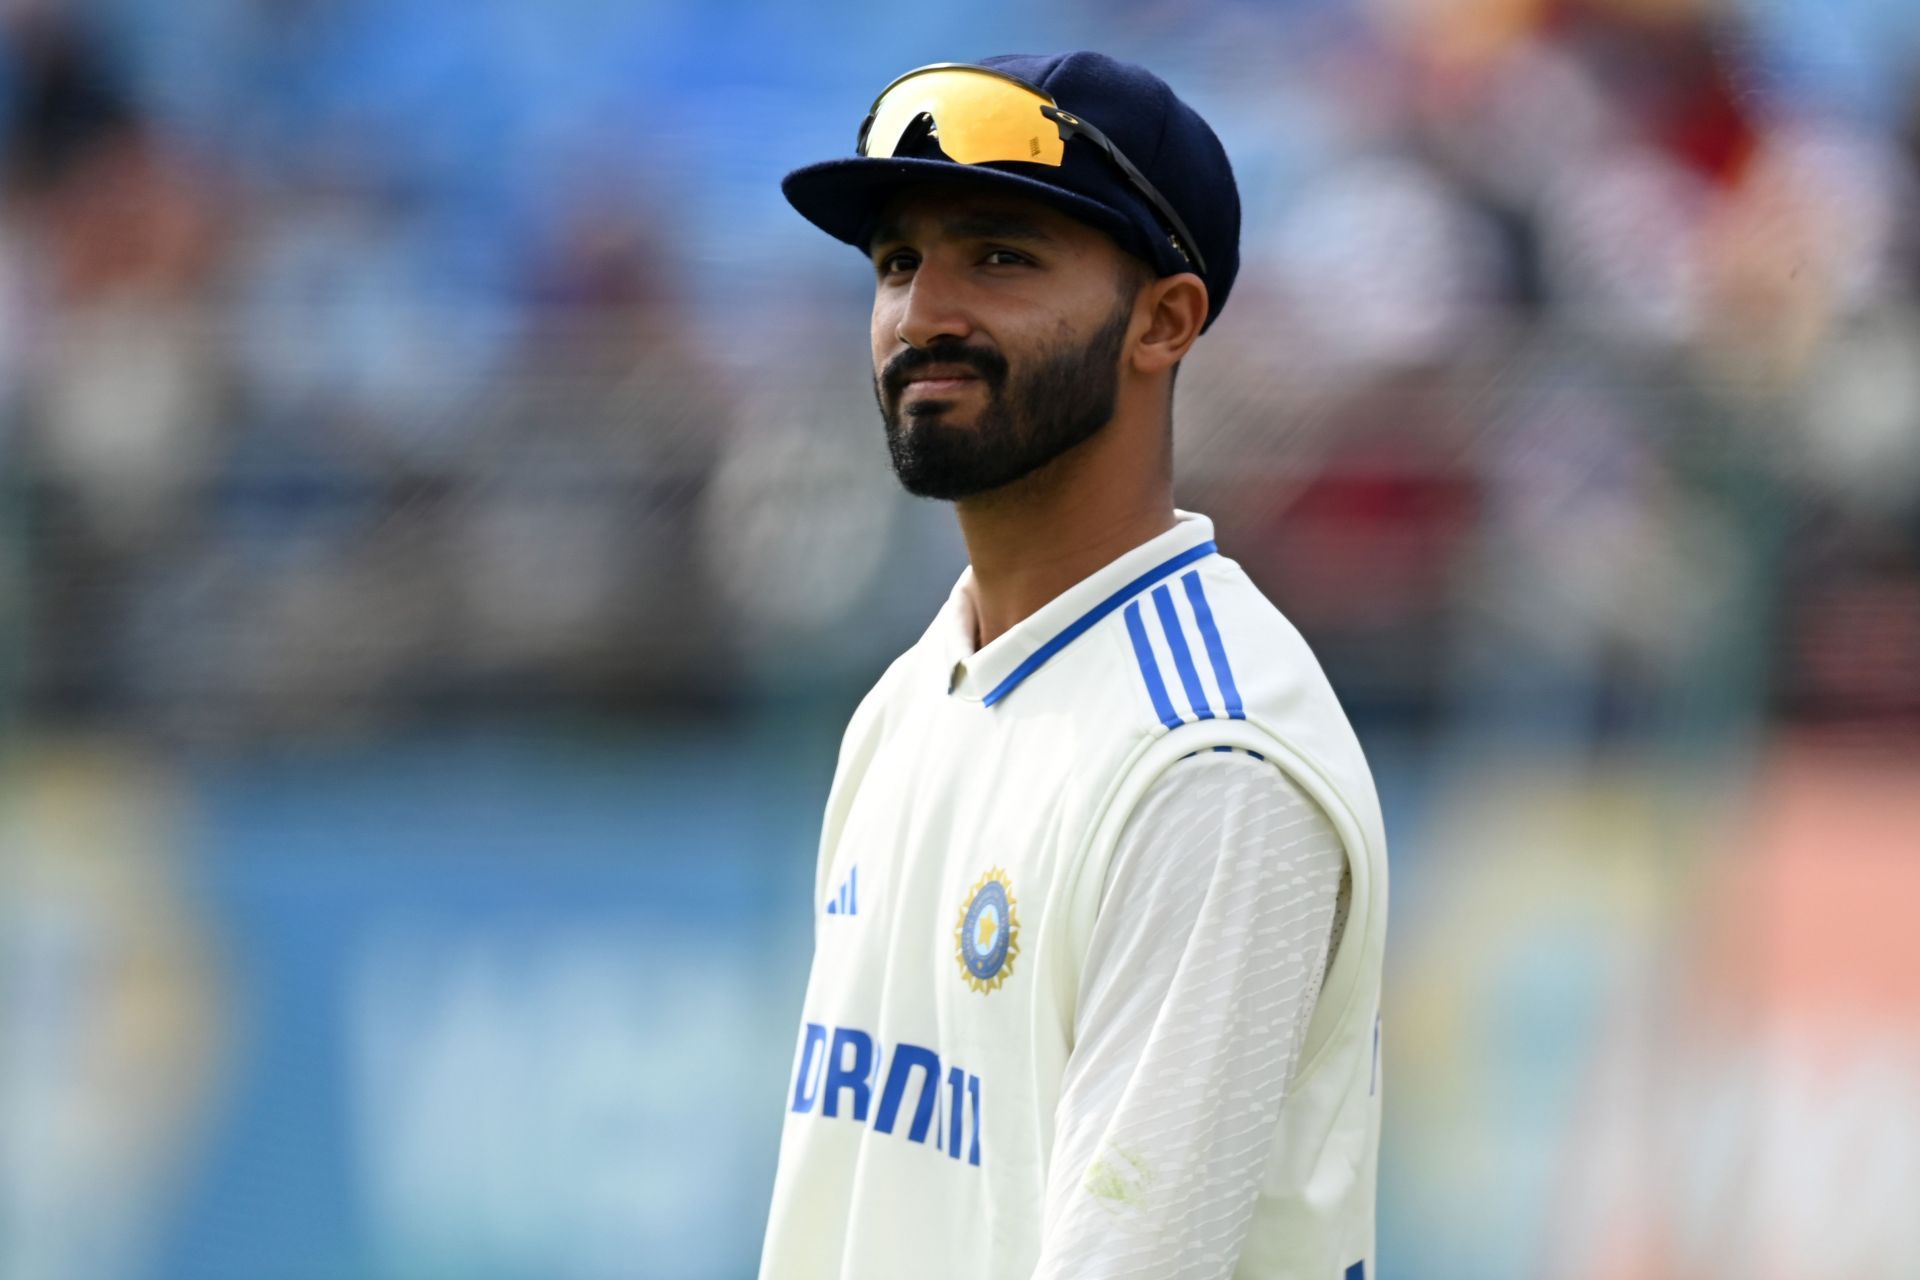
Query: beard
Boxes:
[{"xmin": 873, "ymin": 297, "xmax": 1133, "ymax": 501}]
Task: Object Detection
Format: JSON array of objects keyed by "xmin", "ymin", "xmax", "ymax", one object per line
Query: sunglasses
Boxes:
[{"xmin": 855, "ymin": 62, "xmax": 1209, "ymax": 280}]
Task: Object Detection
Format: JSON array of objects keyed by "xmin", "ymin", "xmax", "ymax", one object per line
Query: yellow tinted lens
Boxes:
[{"xmin": 866, "ymin": 68, "xmax": 1066, "ymax": 167}]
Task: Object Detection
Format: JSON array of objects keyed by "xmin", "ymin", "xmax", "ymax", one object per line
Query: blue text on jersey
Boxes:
[{"xmin": 789, "ymin": 1023, "xmax": 983, "ymax": 1168}]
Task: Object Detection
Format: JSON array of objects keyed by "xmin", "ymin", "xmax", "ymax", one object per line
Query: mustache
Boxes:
[{"xmin": 879, "ymin": 342, "xmax": 1009, "ymax": 401}]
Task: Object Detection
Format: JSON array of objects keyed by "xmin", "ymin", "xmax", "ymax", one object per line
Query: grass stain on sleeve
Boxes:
[{"xmin": 1083, "ymin": 1145, "xmax": 1155, "ymax": 1210}]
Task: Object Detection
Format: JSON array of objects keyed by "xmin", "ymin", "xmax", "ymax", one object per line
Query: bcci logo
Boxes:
[{"xmin": 955, "ymin": 869, "xmax": 1020, "ymax": 994}]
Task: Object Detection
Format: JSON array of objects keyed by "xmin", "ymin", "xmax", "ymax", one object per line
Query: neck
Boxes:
[{"xmin": 954, "ymin": 405, "xmax": 1174, "ymax": 650}]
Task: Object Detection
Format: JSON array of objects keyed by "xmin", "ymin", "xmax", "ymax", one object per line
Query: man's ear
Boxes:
[{"xmin": 1130, "ymin": 273, "xmax": 1208, "ymax": 376}]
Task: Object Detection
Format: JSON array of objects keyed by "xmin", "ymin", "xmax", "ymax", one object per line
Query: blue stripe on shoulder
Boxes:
[
  {"xmin": 1123, "ymin": 601, "xmax": 1182, "ymax": 729},
  {"xmin": 1151, "ymin": 583, "xmax": 1214, "ymax": 721},
  {"xmin": 1181, "ymin": 569, "xmax": 1244, "ymax": 720}
]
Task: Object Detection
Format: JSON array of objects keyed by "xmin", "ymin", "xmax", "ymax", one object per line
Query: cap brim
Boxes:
[{"xmin": 782, "ymin": 156, "xmax": 1143, "ymax": 260}]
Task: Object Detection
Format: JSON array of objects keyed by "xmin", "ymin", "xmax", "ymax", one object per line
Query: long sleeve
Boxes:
[{"xmin": 1032, "ymin": 750, "xmax": 1348, "ymax": 1280}]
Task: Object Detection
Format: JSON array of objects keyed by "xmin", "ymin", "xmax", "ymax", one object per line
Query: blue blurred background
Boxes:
[{"xmin": 2, "ymin": 0, "xmax": 1918, "ymax": 1276}]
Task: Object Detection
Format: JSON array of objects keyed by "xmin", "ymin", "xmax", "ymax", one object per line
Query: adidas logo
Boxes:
[{"xmin": 824, "ymin": 865, "xmax": 859, "ymax": 916}]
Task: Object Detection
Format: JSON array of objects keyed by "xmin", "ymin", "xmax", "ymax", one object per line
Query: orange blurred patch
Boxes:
[{"xmin": 1699, "ymin": 740, "xmax": 1920, "ymax": 1036}]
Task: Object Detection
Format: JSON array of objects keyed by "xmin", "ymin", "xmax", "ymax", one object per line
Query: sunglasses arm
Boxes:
[{"xmin": 1040, "ymin": 106, "xmax": 1207, "ymax": 278}]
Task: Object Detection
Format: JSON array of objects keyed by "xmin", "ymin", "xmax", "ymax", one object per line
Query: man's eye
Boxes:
[
  {"xmin": 878, "ymin": 252, "xmax": 916, "ymax": 275},
  {"xmin": 984, "ymin": 249, "xmax": 1031, "ymax": 266}
]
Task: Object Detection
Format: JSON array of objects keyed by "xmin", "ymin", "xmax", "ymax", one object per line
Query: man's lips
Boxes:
[
  {"xmin": 900, "ymin": 369, "xmax": 982, "ymax": 397},
  {"xmin": 904, "ymin": 375, "xmax": 979, "ymax": 395}
]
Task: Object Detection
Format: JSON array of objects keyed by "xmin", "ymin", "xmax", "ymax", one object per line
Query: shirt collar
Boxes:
[{"xmin": 937, "ymin": 510, "xmax": 1218, "ymax": 707}]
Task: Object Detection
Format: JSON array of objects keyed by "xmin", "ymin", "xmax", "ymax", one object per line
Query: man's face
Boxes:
[{"xmin": 868, "ymin": 189, "xmax": 1146, "ymax": 501}]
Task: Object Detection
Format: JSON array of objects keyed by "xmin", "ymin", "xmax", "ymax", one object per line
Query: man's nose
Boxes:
[{"xmin": 893, "ymin": 261, "xmax": 975, "ymax": 349}]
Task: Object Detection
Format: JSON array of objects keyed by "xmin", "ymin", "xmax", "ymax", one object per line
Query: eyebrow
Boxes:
[{"xmin": 870, "ymin": 210, "xmax": 1061, "ymax": 253}]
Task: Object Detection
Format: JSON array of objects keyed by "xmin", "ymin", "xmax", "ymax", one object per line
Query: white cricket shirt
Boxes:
[
  {"xmin": 1035, "ymin": 750, "xmax": 1347, "ymax": 1278},
  {"xmin": 760, "ymin": 511, "xmax": 1389, "ymax": 1279}
]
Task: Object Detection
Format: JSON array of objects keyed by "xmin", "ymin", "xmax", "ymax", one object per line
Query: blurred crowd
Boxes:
[
  {"xmin": 1, "ymin": 0, "xmax": 1915, "ymax": 749},
  {"xmin": 2, "ymin": 6, "xmax": 1917, "ymax": 1276}
]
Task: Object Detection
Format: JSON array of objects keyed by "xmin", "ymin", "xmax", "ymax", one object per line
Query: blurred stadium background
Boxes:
[{"xmin": 1, "ymin": 0, "xmax": 1917, "ymax": 1276}]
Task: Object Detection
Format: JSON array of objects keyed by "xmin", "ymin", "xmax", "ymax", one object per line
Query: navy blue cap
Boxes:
[{"xmin": 783, "ymin": 51, "xmax": 1241, "ymax": 331}]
